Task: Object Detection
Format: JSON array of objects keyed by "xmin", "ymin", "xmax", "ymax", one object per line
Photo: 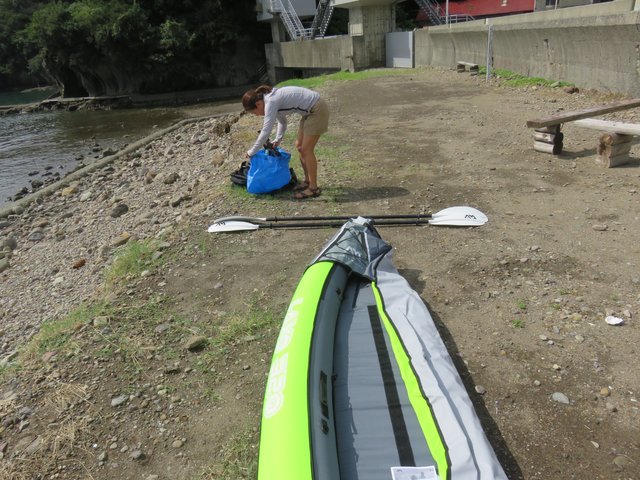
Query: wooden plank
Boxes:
[
  {"xmin": 573, "ymin": 118, "xmax": 640, "ymax": 135},
  {"xmin": 526, "ymin": 98, "xmax": 640, "ymax": 128}
]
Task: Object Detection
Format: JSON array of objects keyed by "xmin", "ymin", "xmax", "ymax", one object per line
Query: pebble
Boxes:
[
  {"xmin": 110, "ymin": 203, "xmax": 129, "ymax": 218},
  {"xmin": 613, "ymin": 455, "xmax": 631, "ymax": 470},
  {"xmin": 552, "ymin": 392, "xmax": 570, "ymax": 404},
  {"xmin": 592, "ymin": 224, "xmax": 608, "ymax": 231},
  {"xmin": 184, "ymin": 335, "xmax": 207, "ymax": 351},
  {"xmin": 599, "ymin": 387, "xmax": 610, "ymax": 397},
  {"xmin": 475, "ymin": 385, "xmax": 486, "ymax": 395},
  {"xmin": 131, "ymin": 450, "xmax": 145, "ymax": 460},
  {"xmin": 111, "ymin": 395, "xmax": 128, "ymax": 407}
]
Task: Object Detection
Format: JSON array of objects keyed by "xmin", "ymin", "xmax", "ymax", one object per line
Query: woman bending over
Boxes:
[{"xmin": 243, "ymin": 85, "xmax": 330, "ymax": 199}]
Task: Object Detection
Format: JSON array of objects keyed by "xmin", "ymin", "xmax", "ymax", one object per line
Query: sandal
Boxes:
[
  {"xmin": 293, "ymin": 181, "xmax": 309, "ymax": 191},
  {"xmin": 293, "ymin": 187, "xmax": 321, "ymax": 200}
]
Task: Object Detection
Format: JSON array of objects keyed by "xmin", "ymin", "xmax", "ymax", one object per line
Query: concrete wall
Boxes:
[
  {"xmin": 264, "ymin": 0, "xmax": 640, "ymax": 97},
  {"xmin": 415, "ymin": 0, "xmax": 640, "ymax": 97},
  {"xmin": 265, "ymin": 4, "xmax": 392, "ymax": 80},
  {"xmin": 265, "ymin": 36, "xmax": 356, "ymax": 82}
]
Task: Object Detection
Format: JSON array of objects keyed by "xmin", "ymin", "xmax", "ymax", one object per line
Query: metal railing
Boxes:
[
  {"xmin": 310, "ymin": 0, "xmax": 335, "ymax": 38},
  {"xmin": 414, "ymin": 0, "xmax": 475, "ymax": 25},
  {"xmin": 268, "ymin": 0, "xmax": 313, "ymax": 40},
  {"xmin": 414, "ymin": 0, "xmax": 444, "ymax": 25}
]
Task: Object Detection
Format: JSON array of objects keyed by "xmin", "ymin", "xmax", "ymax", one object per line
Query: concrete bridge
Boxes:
[{"xmin": 264, "ymin": 0, "xmax": 640, "ymax": 98}]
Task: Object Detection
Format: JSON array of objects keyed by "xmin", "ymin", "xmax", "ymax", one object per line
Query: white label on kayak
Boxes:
[{"xmin": 390, "ymin": 466, "xmax": 438, "ymax": 480}]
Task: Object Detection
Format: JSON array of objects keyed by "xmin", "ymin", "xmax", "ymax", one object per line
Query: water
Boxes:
[{"xmin": 0, "ymin": 91, "xmax": 239, "ymax": 208}]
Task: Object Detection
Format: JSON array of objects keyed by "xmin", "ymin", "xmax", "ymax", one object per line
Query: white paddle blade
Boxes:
[
  {"xmin": 429, "ymin": 206, "xmax": 488, "ymax": 226},
  {"xmin": 207, "ymin": 221, "xmax": 260, "ymax": 233}
]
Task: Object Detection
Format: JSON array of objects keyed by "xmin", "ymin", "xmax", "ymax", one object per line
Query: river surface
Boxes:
[{"xmin": 0, "ymin": 90, "xmax": 238, "ymax": 208}]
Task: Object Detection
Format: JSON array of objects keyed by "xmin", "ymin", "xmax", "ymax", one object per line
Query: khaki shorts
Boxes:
[{"xmin": 300, "ymin": 98, "xmax": 329, "ymax": 136}]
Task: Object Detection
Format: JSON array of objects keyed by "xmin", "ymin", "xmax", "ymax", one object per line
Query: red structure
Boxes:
[{"xmin": 417, "ymin": 0, "xmax": 535, "ymax": 23}]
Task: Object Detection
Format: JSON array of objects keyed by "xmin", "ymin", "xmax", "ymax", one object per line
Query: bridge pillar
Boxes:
[{"xmin": 334, "ymin": 0, "xmax": 396, "ymax": 67}]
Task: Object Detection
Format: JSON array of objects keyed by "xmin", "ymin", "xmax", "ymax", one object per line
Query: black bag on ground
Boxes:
[{"xmin": 230, "ymin": 161, "xmax": 250, "ymax": 187}]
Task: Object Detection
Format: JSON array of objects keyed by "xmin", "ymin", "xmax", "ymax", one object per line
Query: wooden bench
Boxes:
[
  {"xmin": 526, "ymin": 98, "xmax": 640, "ymax": 164},
  {"xmin": 573, "ymin": 119, "xmax": 640, "ymax": 167},
  {"xmin": 456, "ymin": 61, "xmax": 479, "ymax": 75}
]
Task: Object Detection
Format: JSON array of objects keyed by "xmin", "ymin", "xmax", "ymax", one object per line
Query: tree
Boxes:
[{"xmin": 1, "ymin": 0, "xmax": 269, "ymax": 95}]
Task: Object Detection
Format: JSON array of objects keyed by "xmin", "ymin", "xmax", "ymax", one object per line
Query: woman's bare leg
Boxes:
[
  {"xmin": 295, "ymin": 127, "xmax": 309, "ymax": 185},
  {"xmin": 298, "ymin": 134, "xmax": 321, "ymax": 192}
]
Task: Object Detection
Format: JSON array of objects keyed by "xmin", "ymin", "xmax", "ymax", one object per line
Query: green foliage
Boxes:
[
  {"xmin": 0, "ymin": 0, "xmax": 267, "ymax": 92},
  {"xmin": 277, "ymin": 68, "xmax": 417, "ymax": 89},
  {"xmin": 105, "ymin": 239, "xmax": 166, "ymax": 287},
  {"xmin": 511, "ymin": 318, "xmax": 525, "ymax": 329},
  {"xmin": 480, "ymin": 66, "xmax": 574, "ymax": 88},
  {"xmin": 26, "ymin": 302, "xmax": 112, "ymax": 358}
]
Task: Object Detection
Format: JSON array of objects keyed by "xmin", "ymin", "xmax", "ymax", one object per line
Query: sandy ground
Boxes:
[{"xmin": 1, "ymin": 67, "xmax": 638, "ymax": 479}]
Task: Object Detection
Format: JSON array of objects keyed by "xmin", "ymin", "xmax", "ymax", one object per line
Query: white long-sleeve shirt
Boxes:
[{"xmin": 247, "ymin": 86, "xmax": 320, "ymax": 156}]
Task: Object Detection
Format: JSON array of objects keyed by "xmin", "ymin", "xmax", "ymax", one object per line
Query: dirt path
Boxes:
[{"xmin": 1, "ymin": 67, "xmax": 638, "ymax": 479}]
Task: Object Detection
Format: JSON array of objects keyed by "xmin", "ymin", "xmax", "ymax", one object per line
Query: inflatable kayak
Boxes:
[{"xmin": 258, "ymin": 218, "xmax": 507, "ymax": 480}]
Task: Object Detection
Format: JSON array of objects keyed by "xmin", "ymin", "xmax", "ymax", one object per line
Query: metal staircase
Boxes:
[
  {"xmin": 268, "ymin": 0, "xmax": 313, "ymax": 40},
  {"xmin": 414, "ymin": 0, "xmax": 444, "ymax": 25},
  {"xmin": 310, "ymin": 0, "xmax": 335, "ymax": 38}
]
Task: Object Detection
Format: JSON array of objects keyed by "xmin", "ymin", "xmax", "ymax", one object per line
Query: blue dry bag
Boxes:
[{"xmin": 246, "ymin": 147, "xmax": 292, "ymax": 194}]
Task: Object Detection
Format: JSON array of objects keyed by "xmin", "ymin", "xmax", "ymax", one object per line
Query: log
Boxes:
[
  {"xmin": 534, "ymin": 131, "xmax": 555, "ymax": 143},
  {"xmin": 597, "ymin": 153, "xmax": 631, "ymax": 168},
  {"xmin": 535, "ymin": 125, "xmax": 561, "ymax": 134},
  {"xmin": 597, "ymin": 133, "xmax": 633, "ymax": 167},
  {"xmin": 599, "ymin": 132, "xmax": 633, "ymax": 146},
  {"xmin": 534, "ymin": 141, "xmax": 561, "ymax": 154}
]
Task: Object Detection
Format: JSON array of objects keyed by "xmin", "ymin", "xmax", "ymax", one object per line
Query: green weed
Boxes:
[
  {"xmin": 22, "ymin": 302, "xmax": 112, "ymax": 361},
  {"xmin": 213, "ymin": 301, "xmax": 281, "ymax": 353},
  {"xmin": 511, "ymin": 318, "xmax": 526, "ymax": 329},
  {"xmin": 516, "ymin": 299, "xmax": 527, "ymax": 310},
  {"xmin": 276, "ymin": 68, "xmax": 416, "ymax": 89},
  {"xmin": 105, "ymin": 239, "xmax": 166, "ymax": 287},
  {"xmin": 480, "ymin": 67, "xmax": 574, "ymax": 88},
  {"xmin": 198, "ymin": 427, "xmax": 259, "ymax": 480}
]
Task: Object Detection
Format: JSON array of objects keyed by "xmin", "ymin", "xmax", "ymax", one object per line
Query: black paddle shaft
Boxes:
[
  {"xmin": 263, "ymin": 213, "xmax": 434, "ymax": 222},
  {"xmin": 259, "ymin": 219, "xmax": 434, "ymax": 229}
]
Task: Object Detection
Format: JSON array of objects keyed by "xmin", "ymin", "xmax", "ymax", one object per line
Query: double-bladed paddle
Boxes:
[{"xmin": 207, "ymin": 206, "xmax": 488, "ymax": 233}]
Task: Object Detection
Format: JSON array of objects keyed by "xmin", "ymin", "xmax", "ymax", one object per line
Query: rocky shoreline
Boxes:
[{"xmin": 0, "ymin": 113, "xmax": 238, "ymax": 360}]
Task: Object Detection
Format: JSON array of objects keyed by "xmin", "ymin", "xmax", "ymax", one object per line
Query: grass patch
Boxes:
[
  {"xmin": 516, "ymin": 299, "xmax": 527, "ymax": 310},
  {"xmin": 105, "ymin": 239, "xmax": 167, "ymax": 288},
  {"xmin": 511, "ymin": 318, "xmax": 526, "ymax": 329},
  {"xmin": 198, "ymin": 427, "xmax": 259, "ymax": 479},
  {"xmin": 213, "ymin": 297, "xmax": 283, "ymax": 353},
  {"xmin": 480, "ymin": 67, "xmax": 574, "ymax": 88},
  {"xmin": 277, "ymin": 68, "xmax": 416, "ymax": 89},
  {"xmin": 22, "ymin": 302, "xmax": 112, "ymax": 362}
]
